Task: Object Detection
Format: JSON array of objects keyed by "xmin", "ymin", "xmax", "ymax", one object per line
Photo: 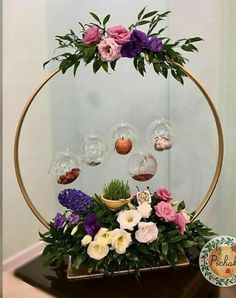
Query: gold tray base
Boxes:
[{"xmin": 67, "ymin": 256, "xmax": 190, "ymax": 280}]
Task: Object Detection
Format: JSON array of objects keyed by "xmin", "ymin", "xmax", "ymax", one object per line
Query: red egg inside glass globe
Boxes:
[{"xmin": 115, "ymin": 137, "xmax": 132, "ymax": 155}]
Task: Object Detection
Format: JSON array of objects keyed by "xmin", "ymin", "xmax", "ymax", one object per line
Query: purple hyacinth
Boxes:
[
  {"xmin": 148, "ymin": 36, "xmax": 163, "ymax": 52},
  {"xmin": 67, "ymin": 213, "xmax": 80, "ymax": 226},
  {"xmin": 58, "ymin": 189, "xmax": 93, "ymax": 216},
  {"xmin": 84, "ymin": 213, "xmax": 101, "ymax": 236},
  {"xmin": 53, "ymin": 212, "xmax": 65, "ymax": 229}
]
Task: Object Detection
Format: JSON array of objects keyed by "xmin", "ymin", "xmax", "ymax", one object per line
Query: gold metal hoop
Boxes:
[{"xmin": 14, "ymin": 66, "xmax": 224, "ymax": 229}]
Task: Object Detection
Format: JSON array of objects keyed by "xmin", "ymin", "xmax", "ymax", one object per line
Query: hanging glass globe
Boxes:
[
  {"xmin": 128, "ymin": 151, "xmax": 157, "ymax": 181},
  {"xmin": 80, "ymin": 130, "xmax": 108, "ymax": 166},
  {"xmin": 49, "ymin": 148, "xmax": 81, "ymax": 184},
  {"xmin": 147, "ymin": 119, "xmax": 173, "ymax": 151},
  {"xmin": 110, "ymin": 121, "xmax": 139, "ymax": 155}
]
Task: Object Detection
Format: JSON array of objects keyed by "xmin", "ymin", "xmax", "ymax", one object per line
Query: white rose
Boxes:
[
  {"xmin": 94, "ymin": 228, "xmax": 112, "ymax": 245},
  {"xmin": 111, "ymin": 228, "xmax": 132, "ymax": 254},
  {"xmin": 87, "ymin": 240, "xmax": 109, "ymax": 260},
  {"xmin": 81, "ymin": 235, "xmax": 92, "ymax": 246},
  {"xmin": 117, "ymin": 209, "xmax": 141, "ymax": 231},
  {"xmin": 137, "ymin": 202, "xmax": 152, "ymax": 219},
  {"xmin": 181, "ymin": 210, "xmax": 191, "ymax": 223},
  {"xmin": 135, "ymin": 222, "xmax": 158, "ymax": 244}
]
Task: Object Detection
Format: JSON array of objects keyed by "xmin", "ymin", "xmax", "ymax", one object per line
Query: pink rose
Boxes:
[
  {"xmin": 155, "ymin": 187, "xmax": 172, "ymax": 202},
  {"xmin": 98, "ymin": 38, "xmax": 121, "ymax": 62},
  {"xmin": 155, "ymin": 201, "xmax": 176, "ymax": 222},
  {"xmin": 83, "ymin": 25, "xmax": 101, "ymax": 45},
  {"xmin": 107, "ymin": 25, "xmax": 131, "ymax": 45},
  {"xmin": 175, "ymin": 212, "xmax": 187, "ymax": 235}
]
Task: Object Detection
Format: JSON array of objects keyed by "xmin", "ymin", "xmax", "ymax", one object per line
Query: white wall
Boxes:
[{"xmin": 3, "ymin": 0, "xmax": 236, "ymax": 259}]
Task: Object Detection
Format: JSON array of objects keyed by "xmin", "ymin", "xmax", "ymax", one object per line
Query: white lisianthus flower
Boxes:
[
  {"xmin": 135, "ymin": 222, "xmax": 158, "ymax": 244},
  {"xmin": 111, "ymin": 228, "xmax": 132, "ymax": 254},
  {"xmin": 87, "ymin": 240, "xmax": 109, "ymax": 260},
  {"xmin": 137, "ymin": 202, "xmax": 152, "ymax": 219},
  {"xmin": 81, "ymin": 235, "xmax": 92, "ymax": 246},
  {"xmin": 94, "ymin": 227, "xmax": 112, "ymax": 245},
  {"xmin": 117, "ymin": 209, "xmax": 142, "ymax": 230},
  {"xmin": 181, "ymin": 209, "xmax": 191, "ymax": 223}
]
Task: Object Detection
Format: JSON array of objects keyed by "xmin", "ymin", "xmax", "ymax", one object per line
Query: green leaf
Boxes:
[
  {"xmin": 138, "ymin": 7, "xmax": 146, "ymax": 20},
  {"xmin": 136, "ymin": 20, "xmax": 150, "ymax": 26},
  {"xmin": 181, "ymin": 44, "xmax": 194, "ymax": 52},
  {"xmin": 110, "ymin": 60, "xmax": 117, "ymax": 71},
  {"xmin": 143, "ymin": 11, "xmax": 158, "ymax": 19},
  {"xmin": 162, "ymin": 242, "xmax": 168, "ymax": 256},
  {"xmin": 153, "ymin": 62, "xmax": 161, "ymax": 74},
  {"xmin": 73, "ymin": 60, "xmax": 80, "ymax": 76},
  {"xmin": 169, "ymin": 235, "xmax": 185, "ymax": 243},
  {"xmin": 180, "ymin": 240, "xmax": 196, "ymax": 248},
  {"xmin": 186, "ymin": 37, "xmax": 203, "ymax": 43},
  {"xmin": 93, "ymin": 59, "xmax": 102, "ymax": 73},
  {"xmin": 103, "ymin": 14, "xmax": 110, "ymax": 25},
  {"xmin": 89, "ymin": 12, "xmax": 101, "ymax": 24},
  {"xmin": 162, "ymin": 67, "xmax": 168, "ymax": 78},
  {"xmin": 177, "ymin": 201, "xmax": 186, "ymax": 212},
  {"xmin": 101, "ymin": 61, "xmax": 109, "ymax": 72}
]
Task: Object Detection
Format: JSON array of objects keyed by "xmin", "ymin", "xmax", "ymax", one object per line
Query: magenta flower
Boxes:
[
  {"xmin": 83, "ymin": 25, "xmax": 101, "ymax": 45},
  {"xmin": 107, "ymin": 25, "xmax": 131, "ymax": 45},
  {"xmin": 155, "ymin": 188, "xmax": 172, "ymax": 202},
  {"xmin": 174, "ymin": 212, "xmax": 187, "ymax": 235},
  {"xmin": 155, "ymin": 201, "xmax": 176, "ymax": 222}
]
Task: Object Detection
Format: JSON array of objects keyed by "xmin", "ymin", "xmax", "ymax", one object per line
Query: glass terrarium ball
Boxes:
[
  {"xmin": 110, "ymin": 121, "xmax": 138, "ymax": 155},
  {"xmin": 128, "ymin": 151, "xmax": 158, "ymax": 182},
  {"xmin": 80, "ymin": 130, "xmax": 108, "ymax": 166},
  {"xmin": 147, "ymin": 119, "xmax": 172, "ymax": 151},
  {"xmin": 49, "ymin": 148, "xmax": 81, "ymax": 185}
]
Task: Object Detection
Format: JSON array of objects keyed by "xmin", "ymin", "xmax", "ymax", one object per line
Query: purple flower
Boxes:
[
  {"xmin": 131, "ymin": 29, "xmax": 149, "ymax": 47},
  {"xmin": 53, "ymin": 213, "xmax": 65, "ymax": 229},
  {"xmin": 84, "ymin": 213, "xmax": 100, "ymax": 236},
  {"xmin": 120, "ymin": 41, "xmax": 142, "ymax": 58},
  {"xmin": 148, "ymin": 36, "xmax": 163, "ymax": 52},
  {"xmin": 67, "ymin": 213, "xmax": 80, "ymax": 226},
  {"xmin": 58, "ymin": 189, "xmax": 93, "ymax": 216}
]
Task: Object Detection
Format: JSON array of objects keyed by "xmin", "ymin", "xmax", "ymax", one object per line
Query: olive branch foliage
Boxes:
[{"xmin": 43, "ymin": 7, "xmax": 203, "ymax": 84}]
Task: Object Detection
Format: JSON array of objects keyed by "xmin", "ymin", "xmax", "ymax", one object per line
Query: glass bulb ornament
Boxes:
[
  {"xmin": 49, "ymin": 148, "xmax": 81, "ymax": 185},
  {"xmin": 128, "ymin": 151, "xmax": 157, "ymax": 182},
  {"xmin": 147, "ymin": 119, "xmax": 173, "ymax": 151},
  {"xmin": 80, "ymin": 130, "xmax": 108, "ymax": 166},
  {"xmin": 110, "ymin": 121, "xmax": 138, "ymax": 155}
]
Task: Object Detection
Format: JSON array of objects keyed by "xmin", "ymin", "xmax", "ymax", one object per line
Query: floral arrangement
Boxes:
[
  {"xmin": 40, "ymin": 183, "xmax": 215, "ymax": 279},
  {"xmin": 44, "ymin": 7, "xmax": 203, "ymax": 84}
]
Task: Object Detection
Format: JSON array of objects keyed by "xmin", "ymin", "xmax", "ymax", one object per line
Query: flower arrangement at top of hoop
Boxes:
[
  {"xmin": 44, "ymin": 7, "xmax": 203, "ymax": 84},
  {"xmin": 40, "ymin": 180, "xmax": 215, "ymax": 279}
]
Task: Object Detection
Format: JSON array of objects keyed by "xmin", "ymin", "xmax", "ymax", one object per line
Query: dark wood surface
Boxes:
[{"xmin": 15, "ymin": 255, "xmax": 219, "ymax": 298}]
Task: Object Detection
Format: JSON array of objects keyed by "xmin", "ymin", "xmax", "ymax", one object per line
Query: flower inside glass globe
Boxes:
[
  {"xmin": 49, "ymin": 148, "xmax": 81, "ymax": 184},
  {"xmin": 80, "ymin": 130, "xmax": 108, "ymax": 166},
  {"xmin": 147, "ymin": 119, "xmax": 173, "ymax": 151},
  {"xmin": 110, "ymin": 121, "xmax": 138, "ymax": 155},
  {"xmin": 128, "ymin": 151, "xmax": 158, "ymax": 181}
]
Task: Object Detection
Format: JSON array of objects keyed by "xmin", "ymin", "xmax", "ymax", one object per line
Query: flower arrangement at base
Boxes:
[
  {"xmin": 40, "ymin": 181, "xmax": 215, "ymax": 279},
  {"xmin": 44, "ymin": 7, "xmax": 203, "ymax": 84}
]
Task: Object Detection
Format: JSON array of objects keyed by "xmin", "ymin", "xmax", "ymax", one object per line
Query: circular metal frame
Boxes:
[{"xmin": 14, "ymin": 66, "xmax": 224, "ymax": 229}]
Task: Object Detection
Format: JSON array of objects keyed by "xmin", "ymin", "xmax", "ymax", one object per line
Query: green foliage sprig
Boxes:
[
  {"xmin": 44, "ymin": 7, "xmax": 203, "ymax": 84},
  {"xmin": 103, "ymin": 179, "xmax": 131, "ymax": 200}
]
